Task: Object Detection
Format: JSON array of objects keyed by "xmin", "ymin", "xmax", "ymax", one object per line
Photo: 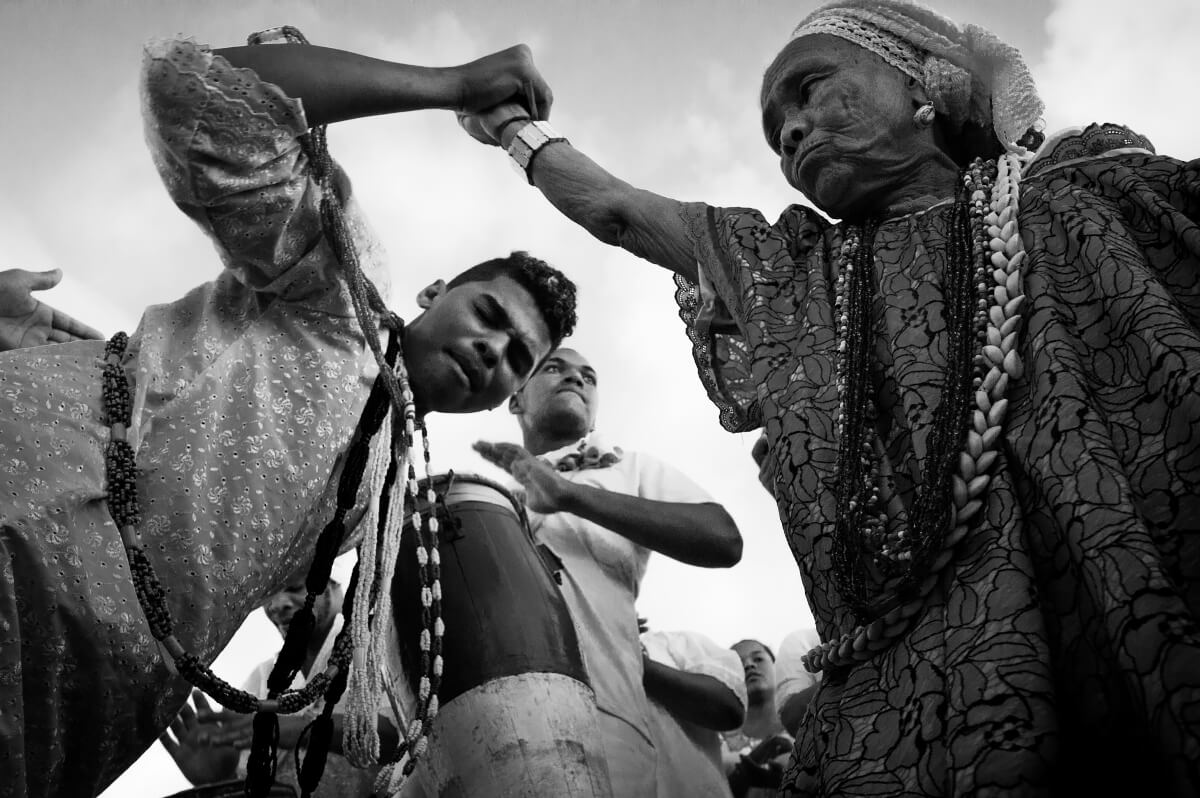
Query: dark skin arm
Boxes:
[
  {"xmin": 213, "ymin": 43, "xmax": 551, "ymax": 128},
  {"xmin": 779, "ymin": 684, "xmax": 818, "ymax": 736},
  {"xmin": 474, "ymin": 441, "xmax": 742, "ymax": 568},
  {"xmin": 463, "ymin": 102, "xmax": 700, "ymax": 282},
  {"xmin": 643, "ymin": 657, "xmax": 745, "ymax": 731}
]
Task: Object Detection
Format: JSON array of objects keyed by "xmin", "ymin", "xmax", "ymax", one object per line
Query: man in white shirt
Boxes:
[
  {"xmin": 475, "ymin": 347, "xmax": 742, "ymax": 796},
  {"xmin": 642, "ymin": 628, "xmax": 746, "ymax": 797}
]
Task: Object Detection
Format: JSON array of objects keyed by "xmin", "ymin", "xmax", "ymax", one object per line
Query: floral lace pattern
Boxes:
[
  {"xmin": 673, "ymin": 133, "xmax": 1200, "ymax": 795},
  {"xmin": 0, "ymin": 39, "xmax": 389, "ymax": 797}
]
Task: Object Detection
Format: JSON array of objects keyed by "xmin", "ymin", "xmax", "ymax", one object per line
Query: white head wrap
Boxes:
[{"xmin": 788, "ymin": 0, "xmax": 1043, "ymax": 147}]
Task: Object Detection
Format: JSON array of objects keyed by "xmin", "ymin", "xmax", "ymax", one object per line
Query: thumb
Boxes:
[{"xmin": 23, "ymin": 268, "xmax": 63, "ymax": 292}]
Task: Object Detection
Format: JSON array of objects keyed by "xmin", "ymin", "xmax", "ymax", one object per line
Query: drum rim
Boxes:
[{"xmin": 417, "ymin": 472, "xmax": 525, "ymax": 519}]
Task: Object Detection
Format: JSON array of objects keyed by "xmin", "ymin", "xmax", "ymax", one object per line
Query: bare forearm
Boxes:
[
  {"xmin": 498, "ymin": 120, "xmax": 699, "ymax": 281},
  {"xmin": 644, "ymin": 659, "xmax": 744, "ymax": 731},
  {"xmin": 560, "ymin": 484, "xmax": 741, "ymax": 567},
  {"xmin": 215, "ymin": 45, "xmax": 460, "ymax": 126}
]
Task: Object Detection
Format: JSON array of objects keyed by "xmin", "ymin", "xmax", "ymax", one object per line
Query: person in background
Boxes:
[
  {"xmin": 773, "ymin": 628, "xmax": 822, "ymax": 737},
  {"xmin": 723, "ymin": 639, "xmax": 793, "ymax": 798},
  {"xmin": 160, "ymin": 577, "xmax": 390, "ymax": 797},
  {"xmin": 641, "ymin": 624, "xmax": 746, "ymax": 797},
  {"xmin": 475, "ymin": 347, "xmax": 742, "ymax": 796}
]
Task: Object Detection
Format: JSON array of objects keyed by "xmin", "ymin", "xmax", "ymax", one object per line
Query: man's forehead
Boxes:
[
  {"xmin": 477, "ymin": 275, "xmax": 552, "ymax": 351},
  {"xmin": 543, "ymin": 348, "xmax": 594, "ymax": 371}
]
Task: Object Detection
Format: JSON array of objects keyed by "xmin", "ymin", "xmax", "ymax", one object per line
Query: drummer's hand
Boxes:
[
  {"xmin": 159, "ymin": 690, "xmax": 240, "ymax": 784},
  {"xmin": 473, "ymin": 440, "xmax": 575, "ymax": 514},
  {"xmin": 200, "ymin": 709, "xmax": 309, "ymax": 751}
]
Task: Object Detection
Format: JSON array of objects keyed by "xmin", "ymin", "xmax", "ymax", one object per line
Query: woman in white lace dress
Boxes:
[{"xmin": 0, "ymin": 34, "xmax": 570, "ymax": 798}]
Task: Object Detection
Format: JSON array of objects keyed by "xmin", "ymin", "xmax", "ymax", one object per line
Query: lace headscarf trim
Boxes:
[{"xmin": 789, "ymin": 0, "xmax": 1043, "ymax": 149}]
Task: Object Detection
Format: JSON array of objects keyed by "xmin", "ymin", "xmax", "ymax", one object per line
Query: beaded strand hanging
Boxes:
[
  {"xmin": 99, "ymin": 23, "xmax": 449, "ymax": 798},
  {"xmin": 805, "ymin": 153, "xmax": 1029, "ymax": 673}
]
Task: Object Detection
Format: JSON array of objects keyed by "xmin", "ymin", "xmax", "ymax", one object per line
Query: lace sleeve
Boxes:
[
  {"xmin": 140, "ymin": 37, "xmax": 338, "ymax": 301},
  {"xmin": 673, "ymin": 201, "xmax": 828, "ymax": 433}
]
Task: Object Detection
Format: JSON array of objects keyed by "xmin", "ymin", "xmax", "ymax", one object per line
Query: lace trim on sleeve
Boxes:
[{"xmin": 673, "ymin": 202, "xmax": 762, "ymax": 433}]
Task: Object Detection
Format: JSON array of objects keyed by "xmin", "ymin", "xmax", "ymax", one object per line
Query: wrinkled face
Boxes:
[
  {"xmin": 405, "ymin": 275, "xmax": 553, "ymax": 415},
  {"xmin": 761, "ymin": 35, "xmax": 928, "ymax": 219},
  {"xmin": 734, "ymin": 640, "xmax": 777, "ymax": 703},
  {"xmin": 514, "ymin": 348, "xmax": 599, "ymax": 438},
  {"xmin": 264, "ymin": 582, "xmax": 339, "ymax": 637}
]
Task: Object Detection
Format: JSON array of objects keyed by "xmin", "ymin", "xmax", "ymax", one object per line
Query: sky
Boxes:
[{"xmin": 0, "ymin": 0, "xmax": 1196, "ymax": 794}]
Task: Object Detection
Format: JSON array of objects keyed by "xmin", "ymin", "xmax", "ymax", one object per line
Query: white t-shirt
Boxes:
[
  {"xmin": 643, "ymin": 629, "xmax": 746, "ymax": 797},
  {"xmin": 529, "ymin": 436, "xmax": 715, "ymax": 796},
  {"xmin": 774, "ymin": 627, "xmax": 823, "ymax": 710}
]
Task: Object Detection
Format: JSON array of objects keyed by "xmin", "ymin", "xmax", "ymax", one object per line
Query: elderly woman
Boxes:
[{"xmin": 456, "ymin": 1, "xmax": 1200, "ymax": 795}]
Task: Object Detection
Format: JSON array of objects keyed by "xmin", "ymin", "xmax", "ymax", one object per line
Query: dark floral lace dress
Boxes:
[{"xmin": 673, "ymin": 125, "xmax": 1200, "ymax": 797}]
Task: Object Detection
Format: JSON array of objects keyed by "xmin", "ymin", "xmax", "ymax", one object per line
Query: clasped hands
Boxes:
[
  {"xmin": 453, "ymin": 44, "xmax": 551, "ymax": 147},
  {"xmin": 473, "ymin": 441, "xmax": 576, "ymax": 514}
]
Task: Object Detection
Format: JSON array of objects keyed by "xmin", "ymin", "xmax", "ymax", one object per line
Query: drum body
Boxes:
[
  {"xmin": 391, "ymin": 474, "xmax": 612, "ymax": 798},
  {"xmin": 162, "ymin": 783, "xmax": 296, "ymax": 798}
]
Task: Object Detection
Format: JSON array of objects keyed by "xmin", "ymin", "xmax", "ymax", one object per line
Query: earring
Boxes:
[{"xmin": 913, "ymin": 103, "xmax": 936, "ymax": 128}]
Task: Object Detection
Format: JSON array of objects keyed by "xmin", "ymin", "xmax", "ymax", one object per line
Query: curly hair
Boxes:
[{"xmin": 446, "ymin": 251, "xmax": 577, "ymax": 349}]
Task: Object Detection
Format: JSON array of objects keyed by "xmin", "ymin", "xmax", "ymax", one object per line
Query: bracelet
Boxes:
[{"xmin": 506, "ymin": 120, "xmax": 569, "ymax": 184}]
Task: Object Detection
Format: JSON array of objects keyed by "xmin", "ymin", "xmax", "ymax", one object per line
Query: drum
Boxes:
[
  {"xmin": 162, "ymin": 783, "xmax": 296, "ymax": 798},
  {"xmin": 389, "ymin": 473, "xmax": 612, "ymax": 798}
]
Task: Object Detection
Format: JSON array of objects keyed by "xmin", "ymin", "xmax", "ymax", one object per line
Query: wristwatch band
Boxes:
[{"xmin": 506, "ymin": 120, "xmax": 569, "ymax": 184}]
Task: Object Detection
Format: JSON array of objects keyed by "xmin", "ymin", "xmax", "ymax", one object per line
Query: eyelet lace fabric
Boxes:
[{"xmin": 0, "ymin": 38, "xmax": 390, "ymax": 796}]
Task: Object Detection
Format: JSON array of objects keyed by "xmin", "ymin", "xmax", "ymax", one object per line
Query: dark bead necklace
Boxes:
[{"xmin": 828, "ymin": 162, "xmax": 997, "ymax": 619}]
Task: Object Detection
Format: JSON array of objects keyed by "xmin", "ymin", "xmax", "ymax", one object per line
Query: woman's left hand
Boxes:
[
  {"xmin": 473, "ymin": 441, "xmax": 575, "ymax": 513},
  {"xmin": 458, "ymin": 101, "xmax": 533, "ymax": 147}
]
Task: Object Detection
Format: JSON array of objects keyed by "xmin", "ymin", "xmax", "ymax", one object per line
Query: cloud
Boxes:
[{"xmin": 1034, "ymin": 0, "xmax": 1200, "ymax": 159}]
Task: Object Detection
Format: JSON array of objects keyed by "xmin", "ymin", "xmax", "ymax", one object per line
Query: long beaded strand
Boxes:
[
  {"xmin": 807, "ymin": 154, "xmax": 1027, "ymax": 672},
  {"xmin": 374, "ymin": 427, "xmax": 445, "ymax": 797}
]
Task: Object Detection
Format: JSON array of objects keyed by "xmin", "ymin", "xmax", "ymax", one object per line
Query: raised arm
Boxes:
[
  {"xmin": 468, "ymin": 102, "xmax": 700, "ymax": 282},
  {"xmin": 643, "ymin": 657, "xmax": 745, "ymax": 731},
  {"xmin": 214, "ymin": 43, "xmax": 549, "ymax": 127}
]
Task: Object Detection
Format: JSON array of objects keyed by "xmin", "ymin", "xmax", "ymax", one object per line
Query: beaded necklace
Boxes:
[
  {"xmin": 806, "ymin": 154, "xmax": 1028, "ymax": 673},
  {"xmin": 98, "ymin": 24, "xmax": 449, "ymax": 798}
]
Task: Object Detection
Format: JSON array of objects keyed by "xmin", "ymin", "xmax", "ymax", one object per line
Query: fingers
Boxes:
[
  {"xmin": 159, "ymin": 730, "xmax": 180, "ymax": 758},
  {"xmin": 26, "ymin": 268, "xmax": 63, "ymax": 292},
  {"xmin": 177, "ymin": 701, "xmax": 196, "ymax": 728},
  {"xmin": 0, "ymin": 267, "xmax": 59, "ymax": 293},
  {"xmin": 472, "ymin": 441, "xmax": 531, "ymax": 473},
  {"xmin": 192, "ymin": 690, "xmax": 215, "ymax": 716},
  {"xmin": 51, "ymin": 308, "xmax": 103, "ymax": 340},
  {"xmin": 527, "ymin": 73, "xmax": 553, "ymax": 121},
  {"xmin": 456, "ymin": 112, "xmax": 500, "ymax": 146}
]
